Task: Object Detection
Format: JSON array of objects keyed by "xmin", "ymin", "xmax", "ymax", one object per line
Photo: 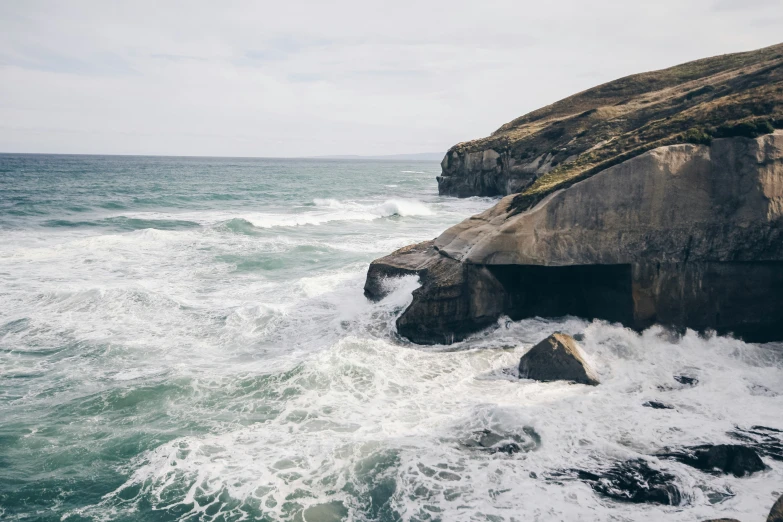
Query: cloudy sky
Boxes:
[{"xmin": 1, "ymin": 1, "xmax": 782, "ymax": 157}]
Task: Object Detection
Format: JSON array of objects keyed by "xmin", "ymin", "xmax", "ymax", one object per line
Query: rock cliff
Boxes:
[
  {"xmin": 367, "ymin": 131, "xmax": 783, "ymax": 344},
  {"xmin": 437, "ymin": 42, "xmax": 783, "ymax": 200}
]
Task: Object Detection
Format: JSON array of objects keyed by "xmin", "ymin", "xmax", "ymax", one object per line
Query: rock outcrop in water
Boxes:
[
  {"xmin": 460, "ymin": 427, "xmax": 541, "ymax": 455},
  {"xmin": 660, "ymin": 444, "xmax": 766, "ymax": 477},
  {"xmin": 367, "ymin": 130, "xmax": 783, "ymax": 344},
  {"xmin": 769, "ymin": 494, "xmax": 783, "ymax": 522},
  {"xmin": 437, "ymin": 42, "xmax": 783, "ymax": 198},
  {"xmin": 568, "ymin": 459, "xmax": 685, "ymax": 505},
  {"xmin": 729, "ymin": 426, "xmax": 783, "ymax": 462},
  {"xmin": 518, "ymin": 333, "xmax": 599, "ymax": 385},
  {"xmin": 368, "ymin": 44, "xmax": 783, "ymax": 344}
]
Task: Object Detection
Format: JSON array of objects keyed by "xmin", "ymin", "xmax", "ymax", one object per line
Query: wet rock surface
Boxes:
[
  {"xmin": 769, "ymin": 493, "xmax": 783, "ymax": 522},
  {"xmin": 674, "ymin": 375, "xmax": 700, "ymax": 386},
  {"xmin": 660, "ymin": 444, "xmax": 766, "ymax": 477},
  {"xmin": 363, "ymin": 240, "xmax": 505, "ymax": 344},
  {"xmin": 729, "ymin": 426, "xmax": 783, "ymax": 462},
  {"xmin": 568, "ymin": 459, "xmax": 685, "ymax": 505},
  {"xmin": 658, "ymin": 374, "xmax": 700, "ymax": 391},
  {"xmin": 518, "ymin": 333, "xmax": 599, "ymax": 385},
  {"xmin": 643, "ymin": 401, "xmax": 674, "ymax": 410}
]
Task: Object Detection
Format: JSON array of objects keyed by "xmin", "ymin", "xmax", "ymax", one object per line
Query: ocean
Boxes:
[{"xmin": 0, "ymin": 153, "xmax": 781, "ymax": 521}]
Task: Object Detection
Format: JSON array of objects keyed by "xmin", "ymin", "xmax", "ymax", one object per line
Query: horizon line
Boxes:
[{"xmin": 0, "ymin": 151, "xmax": 444, "ymax": 161}]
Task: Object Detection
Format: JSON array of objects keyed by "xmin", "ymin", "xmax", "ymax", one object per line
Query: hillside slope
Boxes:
[{"xmin": 438, "ymin": 42, "xmax": 783, "ymax": 208}]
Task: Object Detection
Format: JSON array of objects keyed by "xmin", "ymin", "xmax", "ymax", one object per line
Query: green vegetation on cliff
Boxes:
[{"xmin": 442, "ymin": 42, "xmax": 783, "ymax": 210}]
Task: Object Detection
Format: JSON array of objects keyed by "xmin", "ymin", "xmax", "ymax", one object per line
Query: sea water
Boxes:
[{"xmin": 0, "ymin": 154, "xmax": 781, "ymax": 521}]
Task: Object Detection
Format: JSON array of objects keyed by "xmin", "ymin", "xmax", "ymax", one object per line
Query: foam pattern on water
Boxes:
[
  {"xmin": 63, "ymin": 320, "xmax": 783, "ymax": 522},
  {"xmin": 1, "ymin": 155, "xmax": 781, "ymax": 521}
]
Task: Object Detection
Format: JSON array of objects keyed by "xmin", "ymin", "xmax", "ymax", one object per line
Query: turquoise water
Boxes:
[{"xmin": 1, "ymin": 154, "xmax": 781, "ymax": 521}]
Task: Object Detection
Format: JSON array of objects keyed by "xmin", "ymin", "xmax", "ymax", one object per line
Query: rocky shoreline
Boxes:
[
  {"xmin": 367, "ymin": 131, "xmax": 783, "ymax": 344},
  {"xmin": 364, "ymin": 43, "xmax": 783, "ymax": 519},
  {"xmin": 468, "ymin": 330, "xmax": 782, "ymax": 520},
  {"xmin": 369, "ymin": 42, "xmax": 783, "ymax": 346}
]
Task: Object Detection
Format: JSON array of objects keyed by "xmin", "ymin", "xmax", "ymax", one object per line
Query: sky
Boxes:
[{"xmin": 1, "ymin": 1, "xmax": 782, "ymax": 157}]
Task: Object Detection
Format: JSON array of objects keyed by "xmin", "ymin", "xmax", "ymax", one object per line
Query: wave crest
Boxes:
[{"xmin": 372, "ymin": 199, "xmax": 433, "ymax": 217}]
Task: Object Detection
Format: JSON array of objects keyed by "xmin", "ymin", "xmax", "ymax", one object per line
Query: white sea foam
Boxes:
[
  {"xmin": 8, "ymin": 217, "xmax": 783, "ymax": 521},
  {"xmin": 241, "ymin": 211, "xmax": 372, "ymax": 228},
  {"xmin": 297, "ymin": 270, "xmax": 359, "ymax": 298},
  {"xmin": 4, "ymin": 158, "xmax": 780, "ymax": 522},
  {"xmin": 80, "ymin": 316, "xmax": 782, "ymax": 522},
  {"xmin": 371, "ymin": 199, "xmax": 433, "ymax": 217},
  {"xmin": 87, "ymin": 199, "xmax": 434, "ymax": 232},
  {"xmin": 312, "ymin": 198, "xmax": 346, "ymax": 208}
]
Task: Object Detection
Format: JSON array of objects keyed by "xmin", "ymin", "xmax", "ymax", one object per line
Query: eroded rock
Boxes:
[
  {"xmin": 572, "ymin": 459, "xmax": 684, "ymax": 505},
  {"xmin": 674, "ymin": 375, "xmax": 699, "ymax": 386},
  {"xmin": 661, "ymin": 444, "xmax": 766, "ymax": 477},
  {"xmin": 768, "ymin": 493, "xmax": 783, "ymax": 522},
  {"xmin": 518, "ymin": 333, "xmax": 599, "ymax": 385},
  {"xmin": 729, "ymin": 426, "xmax": 783, "ymax": 462},
  {"xmin": 366, "ymin": 132, "xmax": 783, "ymax": 345},
  {"xmin": 364, "ymin": 240, "xmax": 506, "ymax": 344},
  {"xmin": 437, "ymin": 43, "xmax": 782, "ymax": 199},
  {"xmin": 643, "ymin": 401, "xmax": 674, "ymax": 410}
]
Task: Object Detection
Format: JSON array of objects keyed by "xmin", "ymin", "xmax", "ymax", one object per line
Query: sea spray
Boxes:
[{"xmin": 1, "ymin": 154, "xmax": 780, "ymax": 521}]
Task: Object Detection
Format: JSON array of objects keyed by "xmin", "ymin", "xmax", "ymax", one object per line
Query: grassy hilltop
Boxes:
[{"xmin": 443, "ymin": 42, "xmax": 783, "ymax": 211}]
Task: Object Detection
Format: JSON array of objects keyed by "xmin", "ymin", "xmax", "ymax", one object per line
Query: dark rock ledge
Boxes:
[{"xmin": 659, "ymin": 444, "xmax": 766, "ymax": 477}]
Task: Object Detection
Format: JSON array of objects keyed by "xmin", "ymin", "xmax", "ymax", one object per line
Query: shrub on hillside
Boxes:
[
  {"xmin": 715, "ymin": 120, "xmax": 775, "ymax": 139},
  {"xmin": 682, "ymin": 128, "xmax": 713, "ymax": 145}
]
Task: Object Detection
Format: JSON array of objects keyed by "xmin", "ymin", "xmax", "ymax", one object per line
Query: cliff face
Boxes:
[
  {"xmin": 368, "ymin": 132, "xmax": 783, "ymax": 344},
  {"xmin": 437, "ymin": 42, "xmax": 783, "ymax": 201},
  {"xmin": 436, "ymin": 132, "xmax": 783, "ymax": 266}
]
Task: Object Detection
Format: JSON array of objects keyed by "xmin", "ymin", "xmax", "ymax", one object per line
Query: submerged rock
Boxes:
[
  {"xmin": 657, "ymin": 375, "xmax": 700, "ymax": 392},
  {"xmin": 674, "ymin": 375, "xmax": 699, "ymax": 386},
  {"xmin": 643, "ymin": 401, "xmax": 674, "ymax": 410},
  {"xmin": 729, "ymin": 426, "xmax": 783, "ymax": 462},
  {"xmin": 297, "ymin": 501, "xmax": 348, "ymax": 522},
  {"xmin": 460, "ymin": 427, "xmax": 541, "ymax": 455},
  {"xmin": 573, "ymin": 459, "xmax": 684, "ymax": 505},
  {"xmin": 769, "ymin": 493, "xmax": 783, "ymax": 522},
  {"xmin": 658, "ymin": 374, "xmax": 701, "ymax": 391},
  {"xmin": 518, "ymin": 333, "xmax": 599, "ymax": 386},
  {"xmin": 661, "ymin": 444, "xmax": 766, "ymax": 477}
]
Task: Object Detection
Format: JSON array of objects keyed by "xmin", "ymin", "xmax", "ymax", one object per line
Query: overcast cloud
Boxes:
[{"xmin": 1, "ymin": 1, "xmax": 782, "ymax": 157}]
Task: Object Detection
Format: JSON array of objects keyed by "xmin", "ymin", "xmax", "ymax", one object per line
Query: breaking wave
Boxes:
[{"xmin": 4, "ymin": 154, "xmax": 781, "ymax": 522}]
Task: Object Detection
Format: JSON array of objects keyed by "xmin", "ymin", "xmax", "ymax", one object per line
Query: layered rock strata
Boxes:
[
  {"xmin": 366, "ymin": 132, "xmax": 783, "ymax": 344},
  {"xmin": 437, "ymin": 43, "xmax": 783, "ymax": 198}
]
